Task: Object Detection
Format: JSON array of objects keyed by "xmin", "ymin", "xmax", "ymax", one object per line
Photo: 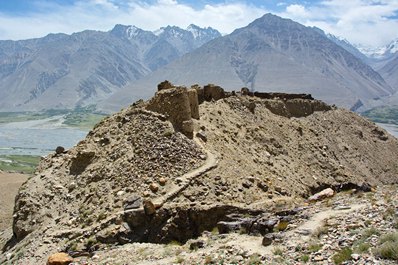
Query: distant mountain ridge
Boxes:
[
  {"xmin": 1, "ymin": 14, "xmax": 397, "ymax": 113},
  {"xmin": 102, "ymin": 14, "xmax": 393, "ymax": 112},
  {"xmin": 0, "ymin": 24, "xmax": 221, "ymax": 111}
]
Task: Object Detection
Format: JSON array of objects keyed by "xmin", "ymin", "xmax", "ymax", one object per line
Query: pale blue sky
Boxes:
[{"xmin": 0, "ymin": 0, "xmax": 397, "ymax": 47}]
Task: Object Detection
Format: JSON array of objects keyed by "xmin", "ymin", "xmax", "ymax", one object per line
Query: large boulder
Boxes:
[{"xmin": 46, "ymin": 253, "xmax": 73, "ymax": 265}]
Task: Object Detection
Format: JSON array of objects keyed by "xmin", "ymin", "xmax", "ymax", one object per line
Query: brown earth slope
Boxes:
[
  {"xmin": 0, "ymin": 172, "xmax": 28, "ymax": 250},
  {"xmin": 1, "ymin": 84, "xmax": 398, "ymax": 264}
]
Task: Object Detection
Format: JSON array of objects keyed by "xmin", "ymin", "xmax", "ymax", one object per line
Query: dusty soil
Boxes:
[
  {"xmin": 0, "ymin": 171, "xmax": 28, "ymax": 250},
  {"xmin": 0, "ymin": 172, "xmax": 28, "ymax": 231},
  {"xmin": 1, "ymin": 88, "xmax": 398, "ymax": 264}
]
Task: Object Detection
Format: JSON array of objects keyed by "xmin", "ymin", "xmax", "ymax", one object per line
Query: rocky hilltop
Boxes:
[{"xmin": 1, "ymin": 82, "xmax": 398, "ymax": 264}]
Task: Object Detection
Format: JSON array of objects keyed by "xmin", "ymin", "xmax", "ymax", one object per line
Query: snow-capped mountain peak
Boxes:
[
  {"xmin": 110, "ymin": 24, "xmax": 146, "ymax": 39},
  {"xmin": 353, "ymin": 38, "xmax": 398, "ymax": 59},
  {"xmin": 186, "ymin": 24, "xmax": 201, "ymax": 39},
  {"xmin": 125, "ymin": 25, "xmax": 141, "ymax": 39},
  {"xmin": 386, "ymin": 38, "xmax": 398, "ymax": 54}
]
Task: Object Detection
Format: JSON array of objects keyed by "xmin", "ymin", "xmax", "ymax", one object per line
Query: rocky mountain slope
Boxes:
[
  {"xmin": 323, "ymin": 32, "xmax": 369, "ymax": 64},
  {"xmin": 0, "ymin": 24, "xmax": 220, "ymax": 111},
  {"xmin": 378, "ymin": 53, "xmax": 398, "ymax": 93},
  {"xmin": 1, "ymin": 82, "xmax": 397, "ymax": 264},
  {"xmin": 102, "ymin": 14, "xmax": 393, "ymax": 112}
]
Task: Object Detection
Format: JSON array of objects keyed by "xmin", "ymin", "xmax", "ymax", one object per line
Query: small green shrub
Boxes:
[
  {"xmin": 383, "ymin": 207, "xmax": 396, "ymax": 220},
  {"xmin": 168, "ymin": 240, "xmax": 182, "ymax": 246},
  {"xmin": 356, "ymin": 242, "xmax": 370, "ymax": 253},
  {"xmin": 380, "ymin": 232, "xmax": 398, "ymax": 244},
  {"xmin": 211, "ymin": 227, "xmax": 219, "ymax": 235},
  {"xmin": 273, "ymin": 246, "xmax": 283, "ymax": 256},
  {"xmin": 308, "ymin": 243, "xmax": 322, "ymax": 253},
  {"xmin": 295, "ymin": 244, "xmax": 303, "ymax": 252},
  {"xmin": 275, "ymin": 221, "xmax": 289, "ymax": 231},
  {"xmin": 374, "ymin": 232, "xmax": 398, "ymax": 260},
  {"xmin": 374, "ymin": 241, "xmax": 398, "ymax": 260},
  {"xmin": 246, "ymin": 254, "xmax": 261, "ymax": 265},
  {"xmin": 362, "ymin": 227, "xmax": 380, "ymax": 238},
  {"xmin": 332, "ymin": 248, "xmax": 352, "ymax": 265},
  {"xmin": 300, "ymin": 254, "xmax": 310, "ymax": 263}
]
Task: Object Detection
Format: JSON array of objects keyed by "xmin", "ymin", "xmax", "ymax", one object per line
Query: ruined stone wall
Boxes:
[
  {"xmin": 146, "ymin": 87, "xmax": 194, "ymax": 138},
  {"xmin": 253, "ymin": 92, "xmax": 314, "ymax": 100},
  {"xmin": 261, "ymin": 99, "xmax": 332, "ymax": 118},
  {"xmin": 204, "ymin": 84, "xmax": 225, "ymax": 101},
  {"xmin": 187, "ymin": 88, "xmax": 199, "ymax": 120}
]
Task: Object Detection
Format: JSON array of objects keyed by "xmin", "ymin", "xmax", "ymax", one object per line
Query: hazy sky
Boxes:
[{"xmin": 0, "ymin": 0, "xmax": 397, "ymax": 47}]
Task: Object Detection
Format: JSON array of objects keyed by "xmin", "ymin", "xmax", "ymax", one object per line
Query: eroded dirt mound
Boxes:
[
  {"xmin": 2, "ymin": 84, "xmax": 398, "ymax": 264},
  {"xmin": 176, "ymin": 96, "xmax": 398, "ymax": 207}
]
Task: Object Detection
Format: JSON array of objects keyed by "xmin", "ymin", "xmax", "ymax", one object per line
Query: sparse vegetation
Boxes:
[
  {"xmin": 168, "ymin": 240, "xmax": 182, "ymax": 246},
  {"xmin": 362, "ymin": 106, "xmax": 398, "ymax": 125},
  {"xmin": 300, "ymin": 254, "xmax": 310, "ymax": 263},
  {"xmin": 273, "ymin": 246, "xmax": 284, "ymax": 256},
  {"xmin": 374, "ymin": 232, "xmax": 398, "ymax": 260},
  {"xmin": 211, "ymin": 227, "xmax": 219, "ymax": 235},
  {"xmin": 355, "ymin": 242, "xmax": 370, "ymax": 253},
  {"xmin": 246, "ymin": 254, "xmax": 261, "ymax": 264},
  {"xmin": 362, "ymin": 227, "xmax": 380, "ymax": 238},
  {"xmin": 63, "ymin": 106, "xmax": 107, "ymax": 129},
  {"xmin": 308, "ymin": 243, "xmax": 322, "ymax": 253},
  {"xmin": 382, "ymin": 206, "xmax": 396, "ymax": 220},
  {"xmin": 332, "ymin": 247, "xmax": 352, "ymax": 264},
  {"xmin": 0, "ymin": 106, "xmax": 107, "ymax": 130},
  {"xmin": 275, "ymin": 221, "xmax": 289, "ymax": 231},
  {"xmin": 0, "ymin": 155, "xmax": 40, "ymax": 173}
]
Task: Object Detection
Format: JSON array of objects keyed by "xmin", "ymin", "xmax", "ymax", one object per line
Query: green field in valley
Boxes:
[
  {"xmin": 361, "ymin": 106, "xmax": 398, "ymax": 125},
  {"xmin": 0, "ymin": 106, "xmax": 108, "ymax": 130},
  {"xmin": 0, "ymin": 155, "xmax": 41, "ymax": 174}
]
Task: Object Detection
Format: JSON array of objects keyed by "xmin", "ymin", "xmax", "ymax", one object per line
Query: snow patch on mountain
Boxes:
[
  {"xmin": 125, "ymin": 26, "xmax": 140, "ymax": 39},
  {"xmin": 356, "ymin": 38, "xmax": 398, "ymax": 59}
]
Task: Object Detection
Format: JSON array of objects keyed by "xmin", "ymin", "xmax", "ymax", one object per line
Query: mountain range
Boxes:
[
  {"xmin": 0, "ymin": 13, "xmax": 398, "ymax": 113},
  {"xmin": 102, "ymin": 14, "xmax": 394, "ymax": 112},
  {"xmin": 0, "ymin": 24, "xmax": 220, "ymax": 111}
]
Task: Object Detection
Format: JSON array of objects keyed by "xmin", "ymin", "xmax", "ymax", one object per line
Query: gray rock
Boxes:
[
  {"xmin": 251, "ymin": 217, "xmax": 278, "ymax": 235},
  {"xmin": 196, "ymin": 130, "xmax": 207, "ymax": 142},
  {"xmin": 189, "ymin": 240, "xmax": 205, "ymax": 250},
  {"xmin": 124, "ymin": 194, "xmax": 143, "ymax": 210},
  {"xmin": 262, "ymin": 234, "xmax": 273, "ymax": 246},
  {"xmin": 55, "ymin": 146, "xmax": 65, "ymax": 154}
]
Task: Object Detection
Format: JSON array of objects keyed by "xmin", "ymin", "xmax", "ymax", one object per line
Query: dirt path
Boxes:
[
  {"xmin": 226, "ymin": 203, "xmax": 367, "ymax": 256},
  {"xmin": 153, "ymin": 137, "xmax": 218, "ymax": 207}
]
